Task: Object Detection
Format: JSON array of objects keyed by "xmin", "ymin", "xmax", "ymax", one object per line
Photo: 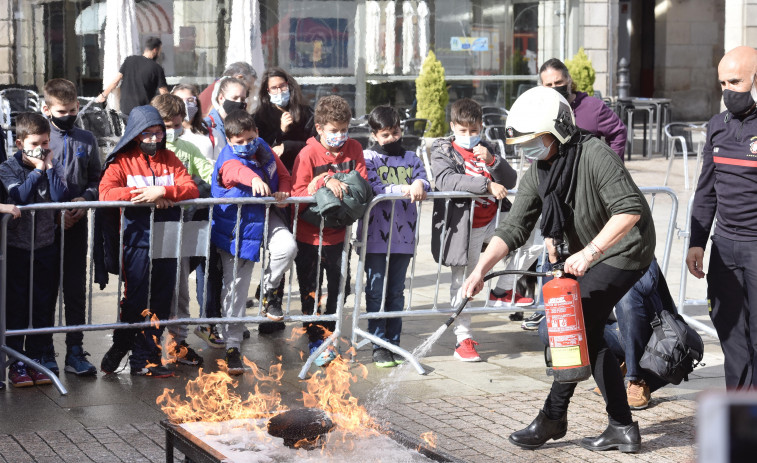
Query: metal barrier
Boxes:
[
  {"xmin": 0, "ymin": 197, "xmax": 352, "ymax": 394},
  {"xmin": 349, "ymin": 187, "xmax": 680, "ymax": 375},
  {"xmin": 675, "ymin": 194, "xmax": 718, "ymax": 338}
]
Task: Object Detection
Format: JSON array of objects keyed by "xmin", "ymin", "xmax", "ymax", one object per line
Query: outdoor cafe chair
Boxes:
[{"xmin": 663, "ymin": 122, "xmax": 706, "ymax": 190}]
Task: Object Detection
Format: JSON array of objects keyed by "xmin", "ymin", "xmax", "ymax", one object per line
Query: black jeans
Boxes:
[
  {"xmin": 707, "ymin": 235, "xmax": 757, "ymax": 389},
  {"xmin": 295, "ymin": 241, "xmax": 351, "ymax": 343},
  {"xmin": 543, "ymin": 262, "xmax": 647, "ymax": 427},
  {"xmin": 58, "ymin": 217, "xmax": 88, "ymax": 349},
  {"xmin": 5, "ymin": 245, "xmax": 59, "ymax": 359}
]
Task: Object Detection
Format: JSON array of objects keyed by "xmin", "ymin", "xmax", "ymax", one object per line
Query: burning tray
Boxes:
[{"xmin": 161, "ymin": 418, "xmax": 463, "ymax": 463}]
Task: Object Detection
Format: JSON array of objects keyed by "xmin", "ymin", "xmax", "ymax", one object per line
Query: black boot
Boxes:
[
  {"xmin": 580, "ymin": 421, "xmax": 641, "ymax": 453},
  {"xmin": 508, "ymin": 410, "xmax": 567, "ymax": 449}
]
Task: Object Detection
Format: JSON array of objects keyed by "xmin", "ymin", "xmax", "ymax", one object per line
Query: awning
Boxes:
[{"xmin": 75, "ymin": 0, "xmax": 172, "ymax": 36}]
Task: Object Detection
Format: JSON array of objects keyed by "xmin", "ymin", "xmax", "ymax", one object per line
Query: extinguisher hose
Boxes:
[{"xmin": 443, "ymin": 268, "xmax": 563, "ymax": 328}]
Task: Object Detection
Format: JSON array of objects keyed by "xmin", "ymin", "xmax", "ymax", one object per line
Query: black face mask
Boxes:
[
  {"xmin": 380, "ymin": 138, "xmax": 405, "ymax": 156},
  {"xmin": 51, "ymin": 114, "xmax": 77, "ymax": 131},
  {"xmin": 553, "ymin": 84, "xmax": 571, "ymax": 101},
  {"xmin": 723, "ymin": 88, "xmax": 756, "ymax": 116},
  {"xmin": 222, "ymin": 99, "xmax": 247, "ymax": 115},
  {"xmin": 140, "ymin": 142, "xmax": 159, "ymax": 156}
]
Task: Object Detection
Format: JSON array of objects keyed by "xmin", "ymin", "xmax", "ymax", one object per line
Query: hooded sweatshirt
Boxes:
[
  {"xmin": 291, "ymin": 136, "xmax": 368, "ymax": 245},
  {"xmin": 99, "ymin": 105, "xmax": 199, "ymax": 248},
  {"xmin": 358, "ymin": 143, "xmax": 430, "ymax": 254}
]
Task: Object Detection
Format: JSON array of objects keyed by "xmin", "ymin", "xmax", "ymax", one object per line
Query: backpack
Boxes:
[{"xmin": 639, "ymin": 309, "xmax": 704, "ymax": 385}]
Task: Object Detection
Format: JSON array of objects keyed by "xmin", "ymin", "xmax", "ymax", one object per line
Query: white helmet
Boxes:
[{"xmin": 505, "ymin": 86, "xmax": 577, "ymax": 145}]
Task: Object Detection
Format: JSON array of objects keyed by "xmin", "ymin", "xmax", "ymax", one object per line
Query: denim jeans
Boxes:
[
  {"xmin": 614, "ymin": 258, "xmax": 661, "ymax": 382},
  {"xmin": 364, "ymin": 253, "xmax": 412, "ymax": 349}
]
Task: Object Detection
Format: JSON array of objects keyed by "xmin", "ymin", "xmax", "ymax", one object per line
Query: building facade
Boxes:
[{"xmin": 0, "ymin": 0, "xmax": 745, "ymax": 120}]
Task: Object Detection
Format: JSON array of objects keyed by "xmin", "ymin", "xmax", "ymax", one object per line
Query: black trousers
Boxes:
[
  {"xmin": 707, "ymin": 235, "xmax": 757, "ymax": 389},
  {"xmin": 295, "ymin": 241, "xmax": 351, "ymax": 343},
  {"xmin": 543, "ymin": 262, "xmax": 646, "ymax": 426},
  {"xmin": 57, "ymin": 217, "xmax": 88, "ymax": 349},
  {"xmin": 5, "ymin": 245, "xmax": 59, "ymax": 359}
]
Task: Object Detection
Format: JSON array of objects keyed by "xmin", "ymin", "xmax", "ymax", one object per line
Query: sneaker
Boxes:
[
  {"xmin": 243, "ymin": 328, "xmax": 251, "ymax": 339},
  {"xmin": 28, "ymin": 362, "xmax": 52, "ymax": 385},
  {"xmin": 41, "ymin": 348, "xmax": 59, "ymax": 376},
  {"xmin": 626, "ymin": 380, "xmax": 651, "ymax": 410},
  {"xmin": 261, "ymin": 288, "xmax": 284, "ymax": 321},
  {"xmin": 309, "ymin": 340, "xmax": 337, "ymax": 367},
  {"xmin": 172, "ymin": 341, "xmax": 204, "ymax": 366},
  {"xmin": 509, "ymin": 312, "xmax": 524, "ymax": 321},
  {"xmin": 131, "ymin": 364, "xmax": 175, "ymax": 378},
  {"xmin": 454, "ymin": 339, "xmax": 482, "ymax": 362},
  {"xmin": 224, "ymin": 348, "xmax": 245, "ymax": 376},
  {"xmin": 195, "ymin": 325, "xmax": 226, "ymax": 349},
  {"xmin": 521, "ymin": 312, "xmax": 546, "ymax": 330},
  {"xmin": 372, "ymin": 348, "xmax": 397, "ymax": 368},
  {"xmin": 392, "ymin": 352, "xmax": 406, "ymax": 365},
  {"xmin": 489, "ymin": 289, "xmax": 534, "ymax": 307},
  {"xmin": 65, "ymin": 346, "xmax": 97, "ymax": 376},
  {"xmin": 101, "ymin": 345, "xmax": 129, "ymax": 374},
  {"xmin": 259, "ymin": 322, "xmax": 287, "ymax": 334},
  {"xmin": 8, "ymin": 362, "xmax": 33, "ymax": 388}
]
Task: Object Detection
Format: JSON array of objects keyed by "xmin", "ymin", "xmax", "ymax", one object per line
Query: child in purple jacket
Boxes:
[{"xmin": 362, "ymin": 106, "xmax": 430, "ymax": 368}]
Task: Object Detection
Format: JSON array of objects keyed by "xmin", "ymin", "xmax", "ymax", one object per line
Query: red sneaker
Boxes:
[
  {"xmin": 488, "ymin": 290, "xmax": 534, "ymax": 307},
  {"xmin": 27, "ymin": 365, "xmax": 52, "ymax": 385},
  {"xmin": 454, "ymin": 339, "xmax": 482, "ymax": 362},
  {"xmin": 8, "ymin": 362, "xmax": 33, "ymax": 388}
]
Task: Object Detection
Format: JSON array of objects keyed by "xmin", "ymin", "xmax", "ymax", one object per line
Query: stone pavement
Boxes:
[{"xmin": 0, "ymin": 156, "xmax": 717, "ymax": 462}]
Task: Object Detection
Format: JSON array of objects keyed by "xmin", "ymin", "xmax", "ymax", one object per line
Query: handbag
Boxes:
[{"xmin": 639, "ymin": 309, "xmax": 704, "ymax": 385}]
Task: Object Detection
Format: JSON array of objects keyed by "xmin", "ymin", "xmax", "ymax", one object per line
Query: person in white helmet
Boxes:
[{"xmin": 461, "ymin": 86, "xmax": 655, "ymax": 453}]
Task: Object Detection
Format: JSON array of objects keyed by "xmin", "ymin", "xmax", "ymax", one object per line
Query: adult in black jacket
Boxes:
[
  {"xmin": 253, "ymin": 67, "xmax": 315, "ymax": 172},
  {"xmin": 687, "ymin": 45, "xmax": 757, "ymax": 390}
]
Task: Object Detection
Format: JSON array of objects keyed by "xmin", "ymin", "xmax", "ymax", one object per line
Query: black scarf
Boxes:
[{"xmin": 537, "ymin": 134, "xmax": 587, "ymax": 245}]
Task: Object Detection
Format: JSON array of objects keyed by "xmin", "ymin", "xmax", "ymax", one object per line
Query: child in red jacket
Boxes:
[
  {"xmin": 291, "ymin": 95, "xmax": 367, "ymax": 367},
  {"xmin": 98, "ymin": 105, "xmax": 199, "ymax": 378}
]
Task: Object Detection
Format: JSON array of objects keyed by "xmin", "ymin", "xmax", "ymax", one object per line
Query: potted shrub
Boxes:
[
  {"xmin": 565, "ymin": 48, "xmax": 596, "ymax": 96},
  {"xmin": 415, "ymin": 51, "xmax": 449, "ymax": 138}
]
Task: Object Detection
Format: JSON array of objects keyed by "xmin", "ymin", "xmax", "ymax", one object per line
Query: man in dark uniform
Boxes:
[
  {"xmin": 96, "ymin": 37, "xmax": 169, "ymax": 116},
  {"xmin": 687, "ymin": 45, "xmax": 757, "ymax": 390}
]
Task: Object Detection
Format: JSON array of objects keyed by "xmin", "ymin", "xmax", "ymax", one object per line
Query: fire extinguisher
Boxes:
[{"xmin": 542, "ymin": 276, "xmax": 592, "ymax": 383}]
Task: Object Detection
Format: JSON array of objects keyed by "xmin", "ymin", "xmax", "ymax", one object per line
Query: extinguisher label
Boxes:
[{"xmin": 551, "ymin": 346, "xmax": 583, "ymax": 367}]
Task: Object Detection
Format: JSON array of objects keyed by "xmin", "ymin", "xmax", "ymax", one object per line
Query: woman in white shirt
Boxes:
[{"xmin": 171, "ymin": 83, "xmax": 226, "ymax": 162}]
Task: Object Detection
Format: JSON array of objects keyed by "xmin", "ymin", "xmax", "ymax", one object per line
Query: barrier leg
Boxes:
[{"xmin": 354, "ymin": 327, "xmax": 426, "ymax": 375}]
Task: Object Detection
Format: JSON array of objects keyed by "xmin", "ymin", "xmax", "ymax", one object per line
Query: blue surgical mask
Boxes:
[
  {"xmin": 455, "ymin": 134, "xmax": 481, "ymax": 150},
  {"xmin": 269, "ymin": 90, "xmax": 290, "ymax": 107},
  {"xmin": 323, "ymin": 130, "xmax": 349, "ymax": 148},
  {"xmin": 520, "ymin": 136, "xmax": 555, "ymax": 161},
  {"xmin": 231, "ymin": 138, "xmax": 260, "ymax": 158}
]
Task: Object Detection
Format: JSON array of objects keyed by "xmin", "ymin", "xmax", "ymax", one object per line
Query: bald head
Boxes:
[{"xmin": 718, "ymin": 46, "xmax": 757, "ymax": 92}]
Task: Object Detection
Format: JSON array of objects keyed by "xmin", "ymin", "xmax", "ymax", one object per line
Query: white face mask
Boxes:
[
  {"xmin": 166, "ymin": 127, "xmax": 184, "ymax": 143},
  {"xmin": 520, "ymin": 136, "xmax": 555, "ymax": 161}
]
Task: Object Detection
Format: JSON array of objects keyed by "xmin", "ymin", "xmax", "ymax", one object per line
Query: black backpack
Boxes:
[{"xmin": 639, "ymin": 309, "xmax": 704, "ymax": 385}]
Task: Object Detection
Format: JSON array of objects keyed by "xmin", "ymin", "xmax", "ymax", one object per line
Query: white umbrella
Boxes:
[
  {"xmin": 418, "ymin": 1, "xmax": 430, "ymax": 64},
  {"xmin": 401, "ymin": 1, "xmax": 414, "ymax": 75},
  {"xmin": 103, "ymin": 0, "xmax": 139, "ymax": 111},
  {"xmin": 75, "ymin": 1, "xmax": 107, "ymax": 36},
  {"xmin": 365, "ymin": 1, "xmax": 381, "ymax": 74},
  {"xmin": 226, "ymin": 0, "xmax": 265, "ymax": 89},
  {"xmin": 383, "ymin": 1, "xmax": 395, "ymax": 74}
]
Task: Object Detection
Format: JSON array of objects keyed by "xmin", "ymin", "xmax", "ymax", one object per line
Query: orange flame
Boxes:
[{"xmin": 420, "ymin": 431, "xmax": 437, "ymax": 449}]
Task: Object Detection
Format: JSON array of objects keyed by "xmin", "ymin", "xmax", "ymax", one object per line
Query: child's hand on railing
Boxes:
[{"xmin": 251, "ymin": 177, "xmax": 272, "ymax": 197}]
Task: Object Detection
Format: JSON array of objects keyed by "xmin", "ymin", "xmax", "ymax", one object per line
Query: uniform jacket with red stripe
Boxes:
[{"xmin": 691, "ymin": 108, "xmax": 757, "ymax": 248}]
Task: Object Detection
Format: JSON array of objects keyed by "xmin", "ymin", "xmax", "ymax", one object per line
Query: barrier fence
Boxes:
[{"xmin": 0, "ymin": 186, "xmax": 700, "ymax": 393}]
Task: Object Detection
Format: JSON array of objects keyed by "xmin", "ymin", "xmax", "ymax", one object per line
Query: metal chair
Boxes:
[
  {"xmin": 663, "ymin": 122, "xmax": 707, "ymax": 190},
  {"xmin": 77, "ymin": 105, "xmax": 121, "ymax": 161},
  {"xmin": 482, "ymin": 113, "xmax": 507, "ymax": 128},
  {"xmin": 484, "ymin": 125, "xmax": 525, "ymax": 185},
  {"xmin": 401, "ymin": 118, "xmax": 432, "ymax": 182},
  {"xmin": 0, "ymin": 88, "xmax": 41, "ymax": 154},
  {"xmin": 482, "ymin": 106, "xmax": 508, "ymax": 116}
]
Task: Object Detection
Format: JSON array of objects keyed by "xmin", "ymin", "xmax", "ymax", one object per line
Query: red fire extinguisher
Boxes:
[{"xmin": 542, "ymin": 276, "xmax": 592, "ymax": 383}]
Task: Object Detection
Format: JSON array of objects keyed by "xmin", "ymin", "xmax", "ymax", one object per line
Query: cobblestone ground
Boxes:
[
  {"xmin": 0, "ymin": 422, "xmax": 185, "ymax": 463},
  {"xmin": 0, "ymin": 389, "xmax": 696, "ymax": 462},
  {"xmin": 382, "ymin": 388, "xmax": 697, "ymax": 463}
]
